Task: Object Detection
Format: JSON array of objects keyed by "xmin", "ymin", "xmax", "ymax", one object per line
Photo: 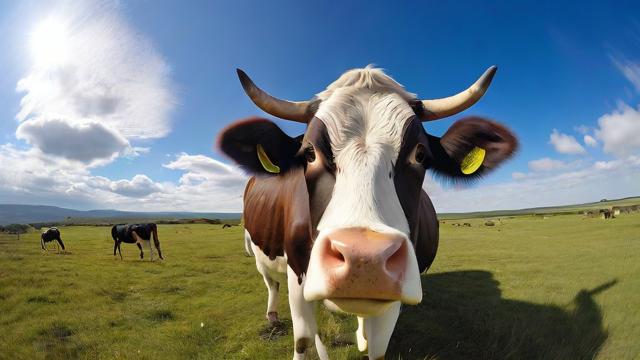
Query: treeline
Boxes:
[{"xmin": 0, "ymin": 224, "xmax": 32, "ymax": 234}]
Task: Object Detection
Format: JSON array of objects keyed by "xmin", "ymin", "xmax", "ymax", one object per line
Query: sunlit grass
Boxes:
[{"xmin": 0, "ymin": 214, "xmax": 638, "ymax": 359}]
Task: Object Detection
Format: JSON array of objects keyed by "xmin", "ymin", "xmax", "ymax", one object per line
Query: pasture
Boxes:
[{"xmin": 0, "ymin": 214, "xmax": 638, "ymax": 359}]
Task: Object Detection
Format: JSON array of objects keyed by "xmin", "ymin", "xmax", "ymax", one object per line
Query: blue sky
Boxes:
[{"xmin": 0, "ymin": 0, "xmax": 639, "ymax": 212}]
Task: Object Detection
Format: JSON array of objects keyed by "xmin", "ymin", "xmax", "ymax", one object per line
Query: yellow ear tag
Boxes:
[
  {"xmin": 461, "ymin": 146, "xmax": 486, "ymax": 175},
  {"xmin": 256, "ymin": 144, "xmax": 280, "ymax": 174}
]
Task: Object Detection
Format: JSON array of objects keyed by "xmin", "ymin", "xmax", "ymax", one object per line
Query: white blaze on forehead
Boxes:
[{"xmin": 314, "ymin": 67, "xmax": 417, "ymax": 234}]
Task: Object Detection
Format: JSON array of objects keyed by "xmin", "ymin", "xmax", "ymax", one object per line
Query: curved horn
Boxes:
[
  {"xmin": 420, "ymin": 66, "xmax": 497, "ymax": 121},
  {"xmin": 237, "ymin": 69, "xmax": 315, "ymax": 123}
]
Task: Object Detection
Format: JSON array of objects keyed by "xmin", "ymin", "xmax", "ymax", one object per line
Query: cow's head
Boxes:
[{"xmin": 219, "ymin": 67, "xmax": 517, "ymax": 316}]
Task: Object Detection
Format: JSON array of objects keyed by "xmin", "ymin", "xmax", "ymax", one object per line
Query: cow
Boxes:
[
  {"xmin": 218, "ymin": 66, "xmax": 518, "ymax": 359},
  {"xmin": 41, "ymin": 227, "xmax": 65, "ymax": 252},
  {"xmin": 111, "ymin": 223, "xmax": 164, "ymax": 261}
]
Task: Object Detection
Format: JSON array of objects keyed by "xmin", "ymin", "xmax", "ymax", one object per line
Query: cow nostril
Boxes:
[
  {"xmin": 324, "ymin": 240, "xmax": 346, "ymax": 268},
  {"xmin": 385, "ymin": 241, "xmax": 406, "ymax": 279}
]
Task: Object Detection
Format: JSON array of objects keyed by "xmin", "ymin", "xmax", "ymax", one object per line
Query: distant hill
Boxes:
[
  {"xmin": 439, "ymin": 196, "xmax": 640, "ymax": 220},
  {"xmin": 2, "ymin": 196, "xmax": 638, "ymax": 225},
  {"xmin": 0, "ymin": 204, "xmax": 241, "ymax": 225}
]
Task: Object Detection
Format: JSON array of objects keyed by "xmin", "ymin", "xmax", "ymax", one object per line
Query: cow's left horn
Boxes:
[
  {"xmin": 237, "ymin": 69, "xmax": 316, "ymax": 123},
  {"xmin": 420, "ymin": 66, "xmax": 497, "ymax": 121}
]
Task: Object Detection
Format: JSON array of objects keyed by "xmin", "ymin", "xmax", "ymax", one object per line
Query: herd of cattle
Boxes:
[
  {"xmin": 39, "ymin": 66, "xmax": 518, "ymax": 359},
  {"xmin": 40, "ymin": 223, "xmax": 164, "ymax": 261}
]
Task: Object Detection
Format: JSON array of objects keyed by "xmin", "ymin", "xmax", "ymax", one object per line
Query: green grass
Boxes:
[{"xmin": 0, "ymin": 214, "xmax": 638, "ymax": 359}]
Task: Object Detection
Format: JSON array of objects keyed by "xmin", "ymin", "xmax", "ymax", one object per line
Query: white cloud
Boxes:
[
  {"xmin": 102, "ymin": 175, "xmax": 163, "ymax": 197},
  {"xmin": 511, "ymin": 172, "xmax": 527, "ymax": 180},
  {"xmin": 549, "ymin": 129, "xmax": 586, "ymax": 155},
  {"xmin": 16, "ymin": 117, "xmax": 128, "ymax": 165},
  {"xmin": 426, "ymin": 156, "xmax": 640, "ymax": 213},
  {"xmin": 15, "ymin": 1, "xmax": 175, "ymax": 165},
  {"xmin": 0, "ymin": 146, "xmax": 246, "ymax": 211},
  {"xmin": 163, "ymin": 153, "xmax": 240, "ymax": 176},
  {"xmin": 595, "ymin": 103, "xmax": 640, "ymax": 157},
  {"xmin": 528, "ymin": 157, "xmax": 566, "ymax": 172},
  {"xmin": 583, "ymin": 134, "xmax": 598, "ymax": 147}
]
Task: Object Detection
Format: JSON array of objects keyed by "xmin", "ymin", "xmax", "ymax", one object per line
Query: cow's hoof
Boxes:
[{"xmin": 267, "ymin": 312, "xmax": 279, "ymax": 323}]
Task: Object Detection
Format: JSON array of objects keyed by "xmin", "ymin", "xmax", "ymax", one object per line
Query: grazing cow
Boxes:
[
  {"xmin": 222, "ymin": 224, "xmax": 232, "ymax": 229},
  {"xmin": 111, "ymin": 223, "xmax": 164, "ymax": 260},
  {"xmin": 219, "ymin": 66, "xmax": 517, "ymax": 359},
  {"xmin": 41, "ymin": 227, "xmax": 65, "ymax": 252}
]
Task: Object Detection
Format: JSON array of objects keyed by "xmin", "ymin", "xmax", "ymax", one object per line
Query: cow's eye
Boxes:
[
  {"xmin": 414, "ymin": 143, "xmax": 426, "ymax": 164},
  {"xmin": 305, "ymin": 146, "xmax": 316, "ymax": 163}
]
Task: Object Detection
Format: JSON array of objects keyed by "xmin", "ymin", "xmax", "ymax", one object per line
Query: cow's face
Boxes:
[{"xmin": 219, "ymin": 67, "xmax": 517, "ymax": 316}]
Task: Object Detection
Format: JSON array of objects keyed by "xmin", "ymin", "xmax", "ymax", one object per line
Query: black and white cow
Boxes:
[
  {"xmin": 219, "ymin": 66, "xmax": 518, "ymax": 359},
  {"xmin": 41, "ymin": 227, "xmax": 65, "ymax": 252},
  {"xmin": 111, "ymin": 223, "xmax": 164, "ymax": 261}
]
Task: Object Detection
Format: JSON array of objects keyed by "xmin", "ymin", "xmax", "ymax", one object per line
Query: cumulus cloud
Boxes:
[
  {"xmin": 549, "ymin": 129, "xmax": 586, "ymax": 155},
  {"xmin": 528, "ymin": 157, "xmax": 566, "ymax": 172},
  {"xmin": 16, "ymin": 117, "xmax": 128, "ymax": 164},
  {"xmin": 95, "ymin": 175, "xmax": 163, "ymax": 197},
  {"xmin": 583, "ymin": 134, "xmax": 598, "ymax": 147},
  {"xmin": 15, "ymin": 1, "xmax": 174, "ymax": 165},
  {"xmin": 426, "ymin": 156, "xmax": 640, "ymax": 213},
  {"xmin": 594, "ymin": 103, "xmax": 640, "ymax": 157}
]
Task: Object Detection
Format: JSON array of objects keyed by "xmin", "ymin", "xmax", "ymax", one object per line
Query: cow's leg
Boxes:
[
  {"xmin": 117, "ymin": 243, "xmax": 123, "ymax": 259},
  {"xmin": 132, "ymin": 231, "xmax": 149, "ymax": 260},
  {"xmin": 56, "ymin": 237, "xmax": 65, "ymax": 252},
  {"xmin": 136, "ymin": 243, "xmax": 143, "ymax": 259},
  {"xmin": 146, "ymin": 239, "xmax": 154, "ymax": 261},
  {"xmin": 151, "ymin": 226, "xmax": 164, "ymax": 260},
  {"xmin": 262, "ymin": 275, "xmax": 280, "ymax": 323},
  {"xmin": 362, "ymin": 301, "xmax": 401, "ymax": 359},
  {"xmin": 287, "ymin": 267, "xmax": 323, "ymax": 360},
  {"xmin": 356, "ymin": 316, "xmax": 368, "ymax": 352}
]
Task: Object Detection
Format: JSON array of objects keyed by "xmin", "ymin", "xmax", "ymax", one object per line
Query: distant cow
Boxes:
[
  {"xmin": 111, "ymin": 223, "xmax": 163, "ymax": 260},
  {"xmin": 222, "ymin": 224, "xmax": 232, "ymax": 229},
  {"xmin": 41, "ymin": 227, "xmax": 65, "ymax": 252}
]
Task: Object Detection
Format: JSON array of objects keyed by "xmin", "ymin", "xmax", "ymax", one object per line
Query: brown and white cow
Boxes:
[{"xmin": 219, "ymin": 66, "xmax": 517, "ymax": 359}]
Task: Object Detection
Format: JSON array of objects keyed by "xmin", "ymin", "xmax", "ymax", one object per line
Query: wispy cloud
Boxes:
[{"xmin": 611, "ymin": 55, "xmax": 640, "ymax": 92}]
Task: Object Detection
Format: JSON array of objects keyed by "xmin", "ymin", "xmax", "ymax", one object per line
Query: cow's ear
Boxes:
[
  {"xmin": 427, "ymin": 117, "xmax": 518, "ymax": 181},
  {"xmin": 218, "ymin": 117, "xmax": 302, "ymax": 175}
]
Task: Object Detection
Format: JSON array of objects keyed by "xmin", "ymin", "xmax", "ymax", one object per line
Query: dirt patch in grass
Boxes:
[
  {"xmin": 147, "ymin": 309, "xmax": 175, "ymax": 322},
  {"xmin": 162, "ymin": 285, "xmax": 184, "ymax": 294},
  {"xmin": 95, "ymin": 289, "xmax": 127, "ymax": 302},
  {"xmin": 258, "ymin": 319, "xmax": 290, "ymax": 341},
  {"xmin": 27, "ymin": 295, "xmax": 56, "ymax": 304},
  {"xmin": 32, "ymin": 322, "xmax": 85, "ymax": 358}
]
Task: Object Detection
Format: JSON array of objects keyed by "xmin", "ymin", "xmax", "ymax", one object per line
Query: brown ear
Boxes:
[
  {"xmin": 428, "ymin": 116, "xmax": 518, "ymax": 181},
  {"xmin": 217, "ymin": 117, "xmax": 302, "ymax": 175}
]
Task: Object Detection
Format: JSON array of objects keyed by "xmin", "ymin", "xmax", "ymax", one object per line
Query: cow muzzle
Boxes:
[{"xmin": 304, "ymin": 227, "xmax": 422, "ymax": 315}]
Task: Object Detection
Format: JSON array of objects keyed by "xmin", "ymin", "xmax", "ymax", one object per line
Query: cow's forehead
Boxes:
[
  {"xmin": 313, "ymin": 67, "xmax": 418, "ymax": 158},
  {"xmin": 315, "ymin": 89, "xmax": 416, "ymax": 160}
]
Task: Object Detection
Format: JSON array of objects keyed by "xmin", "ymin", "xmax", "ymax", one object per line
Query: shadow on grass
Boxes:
[{"xmin": 387, "ymin": 271, "xmax": 615, "ymax": 360}]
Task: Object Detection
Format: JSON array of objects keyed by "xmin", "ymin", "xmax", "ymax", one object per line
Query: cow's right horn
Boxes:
[{"xmin": 237, "ymin": 69, "xmax": 317, "ymax": 123}]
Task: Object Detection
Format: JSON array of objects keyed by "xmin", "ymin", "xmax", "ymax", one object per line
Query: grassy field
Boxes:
[{"xmin": 0, "ymin": 213, "xmax": 638, "ymax": 359}]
